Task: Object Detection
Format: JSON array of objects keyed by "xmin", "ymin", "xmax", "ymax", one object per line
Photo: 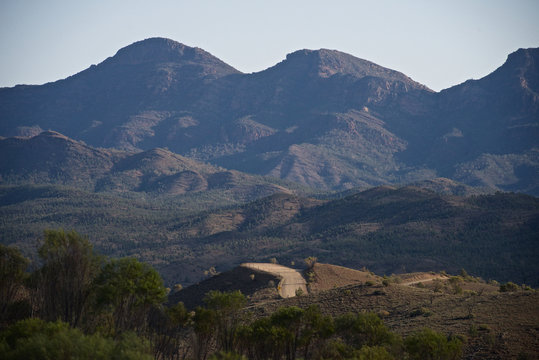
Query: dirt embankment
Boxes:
[
  {"xmin": 242, "ymin": 263, "xmax": 307, "ymax": 298},
  {"xmin": 307, "ymin": 263, "xmax": 380, "ymax": 292},
  {"xmin": 168, "ymin": 266, "xmax": 279, "ymax": 309}
]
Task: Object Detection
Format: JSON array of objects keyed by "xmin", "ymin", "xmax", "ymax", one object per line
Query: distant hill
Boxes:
[
  {"xmin": 165, "ymin": 186, "xmax": 538, "ymax": 286},
  {"xmin": 0, "ymin": 130, "xmax": 296, "ymax": 199},
  {"xmin": 169, "ymin": 261, "xmax": 539, "ymax": 358},
  {"xmin": 1, "ymin": 38, "xmax": 537, "ymax": 193},
  {"xmin": 2, "ymin": 183, "xmax": 537, "ymax": 287}
]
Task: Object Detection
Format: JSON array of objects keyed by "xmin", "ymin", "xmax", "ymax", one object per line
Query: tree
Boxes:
[
  {"xmin": 447, "ymin": 277, "xmax": 463, "ymax": 294},
  {"xmin": 335, "ymin": 312, "xmax": 396, "ymax": 349},
  {"xmin": 204, "ymin": 290, "xmax": 247, "ymax": 353},
  {"xmin": 270, "ymin": 306, "xmax": 305, "ymax": 360},
  {"xmin": 299, "ymin": 305, "xmax": 334, "ymax": 359},
  {"xmin": 0, "ymin": 318, "xmax": 152, "ymax": 360},
  {"xmin": 304, "ymin": 257, "xmax": 318, "ymax": 269},
  {"xmin": 499, "ymin": 282, "xmax": 519, "ymax": 292},
  {"xmin": 357, "ymin": 345, "xmax": 395, "ymax": 360},
  {"xmin": 193, "ymin": 307, "xmax": 217, "ymax": 360},
  {"xmin": 33, "ymin": 229, "xmax": 101, "ymax": 328},
  {"xmin": 0, "ymin": 245, "xmax": 29, "ymax": 326},
  {"xmin": 147, "ymin": 302, "xmax": 192, "ymax": 360},
  {"xmin": 404, "ymin": 328, "xmax": 462, "ymax": 360},
  {"xmin": 95, "ymin": 257, "xmax": 167, "ymax": 334}
]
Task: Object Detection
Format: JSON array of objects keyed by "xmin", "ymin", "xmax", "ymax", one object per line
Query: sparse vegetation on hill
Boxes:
[
  {"xmin": 1, "ymin": 39, "xmax": 537, "ymax": 193},
  {"xmin": 1, "ymin": 230, "xmax": 537, "ymax": 359},
  {"xmin": 1, "ymin": 185, "xmax": 537, "ymax": 287}
]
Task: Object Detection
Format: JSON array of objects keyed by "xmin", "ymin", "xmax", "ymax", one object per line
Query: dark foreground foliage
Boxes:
[{"xmin": 0, "ymin": 229, "xmax": 464, "ymax": 359}]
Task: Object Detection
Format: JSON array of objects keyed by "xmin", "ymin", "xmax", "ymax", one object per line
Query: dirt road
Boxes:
[
  {"xmin": 399, "ymin": 274, "xmax": 447, "ymax": 286},
  {"xmin": 241, "ymin": 263, "xmax": 308, "ymax": 298}
]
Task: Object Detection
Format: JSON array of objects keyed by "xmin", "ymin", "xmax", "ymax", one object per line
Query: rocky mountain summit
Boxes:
[{"xmin": 1, "ymin": 38, "xmax": 537, "ymax": 194}]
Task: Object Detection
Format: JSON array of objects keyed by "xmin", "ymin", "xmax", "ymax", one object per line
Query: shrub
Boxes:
[
  {"xmin": 358, "ymin": 345, "xmax": 395, "ymax": 359},
  {"xmin": 0, "ymin": 245, "xmax": 30, "ymax": 325},
  {"xmin": 209, "ymin": 351, "xmax": 247, "ymax": 360},
  {"xmin": 0, "ymin": 318, "xmax": 152, "ymax": 360},
  {"xmin": 432, "ymin": 279, "xmax": 443, "ymax": 293},
  {"xmin": 405, "ymin": 328, "xmax": 462, "ymax": 360},
  {"xmin": 410, "ymin": 308, "xmax": 432, "ymax": 317},
  {"xmin": 499, "ymin": 282, "xmax": 519, "ymax": 292},
  {"xmin": 335, "ymin": 312, "xmax": 397, "ymax": 349},
  {"xmin": 448, "ymin": 277, "xmax": 463, "ymax": 294},
  {"xmin": 33, "ymin": 229, "xmax": 101, "ymax": 328}
]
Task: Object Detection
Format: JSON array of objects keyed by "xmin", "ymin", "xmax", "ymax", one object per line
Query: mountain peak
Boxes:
[
  {"xmin": 280, "ymin": 48, "xmax": 428, "ymax": 89},
  {"xmin": 103, "ymin": 37, "xmax": 240, "ymax": 73},
  {"xmin": 505, "ymin": 47, "xmax": 539, "ymax": 67},
  {"xmin": 37, "ymin": 130, "xmax": 70, "ymax": 140}
]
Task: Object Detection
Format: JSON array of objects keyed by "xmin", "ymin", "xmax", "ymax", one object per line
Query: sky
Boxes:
[{"xmin": 1, "ymin": 0, "xmax": 538, "ymax": 91}]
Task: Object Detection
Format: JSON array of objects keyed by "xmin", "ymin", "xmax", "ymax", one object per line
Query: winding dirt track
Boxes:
[
  {"xmin": 241, "ymin": 263, "xmax": 308, "ymax": 298},
  {"xmin": 399, "ymin": 274, "xmax": 447, "ymax": 286}
]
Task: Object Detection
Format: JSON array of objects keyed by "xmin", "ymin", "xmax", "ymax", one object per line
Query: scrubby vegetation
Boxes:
[
  {"xmin": 1, "ymin": 185, "xmax": 538, "ymax": 287},
  {"xmin": 0, "ymin": 229, "xmax": 470, "ymax": 359}
]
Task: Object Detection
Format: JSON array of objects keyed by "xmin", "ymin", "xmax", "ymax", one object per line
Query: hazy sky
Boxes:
[{"xmin": 1, "ymin": 0, "xmax": 538, "ymax": 91}]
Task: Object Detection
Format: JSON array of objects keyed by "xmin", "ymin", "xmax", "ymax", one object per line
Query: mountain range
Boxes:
[
  {"xmin": 0, "ymin": 130, "xmax": 293, "ymax": 199},
  {"xmin": 1, "ymin": 38, "xmax": 537, "ymax": 194}
]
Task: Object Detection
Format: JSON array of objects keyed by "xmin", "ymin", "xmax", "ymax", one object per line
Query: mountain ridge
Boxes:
[
  {"xmin": 0, "ymin": 131, "xmax": 297, "ymax": 199},
  {"xmin": 0, "ymin": 39, "xmax": 537, "ymax": 194}
]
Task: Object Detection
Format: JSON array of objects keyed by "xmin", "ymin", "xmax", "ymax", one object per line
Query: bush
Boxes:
[
  {"xmin": 410, "ymin": 308, "xmax": 432, "ymax": 317},
  {"xmin": 499, "ymin": 282, "xmax": 519, "ymax": 292},
  {"xmin": 336, "ymin": 312, "xmax": 397, "ymax": 349},
  {"xmin": 209, "ymin": 351, "xmax": 247, "ymax": 360},
  {"xmin": 0, "ymin": 318, "xmax": 152, "ymax": 360},
  {"xmin": 405, "ymin": 328, "xmax": 462, "ymax": 360},
  {"xmin": 358, "ymin": 345, "xmax": 395, "ymax": 359},
  {"xmin": 304, "ymin": 256, "xmax": 317, "ymax": 269},
  {"xmin": 0, "ymin": 245, "xmax": 30, "ymax": 325},
  {"xmin": 95, "ymin": 257, "xmax": 167, "ymax": 334}
]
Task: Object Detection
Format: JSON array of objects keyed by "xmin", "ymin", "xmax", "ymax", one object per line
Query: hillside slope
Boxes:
[
  {"xmin": 2, "ymin": 184, "xmax": 536, "ymax": 286},
  {"xmin": 0, "ymin": 131, "xmax": 295, "ymax": 199},
  {"xmin": 1, "ymin": 39, "xmax": 537, "ymax": 193}
]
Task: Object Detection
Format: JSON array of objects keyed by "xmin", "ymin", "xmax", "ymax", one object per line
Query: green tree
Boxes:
[
  {"xmin": 209, "ymin": 351, "xmax": 247, "ymax": 360},
  {"xmin": 404, "ymin": 328, "xmax": 462, "ymax": 360},
  {"xmin": 358, "ymin": 345, "xmax": 395, "ymax": 360},
  {"xmin": 95, "ymin": 257, "xmax": 167, "ymax": 334},
  {"xmin": 147, "ymin": 302, "xmax": 192, "ymax": 360},
  {"xmin": 499, "ymin": 282, "xmax": 519, "ymax": 292},
  {"xmin": 0, "ymin": 318, "xmax": 152, "ymax": 360},
  {"xmin": 299, "ymin": 305, "xmax": 335, "ymax": 359},
  {"xmin": 335, "ymin": 312, "xmax": 396, "ymax": 349},
  {"xmin": 193, "ymin": 306, "xmax": 217, "ymax": 360},
  {"xmin": 304, "ymin": 256, "xmax": 318, "ymax": 269},
  {"xmin": 204, "ymin": 290, "xmax": 247, "ymax": 353},
  {"xmin": 0, "ymin": 245, "xmax": 29, "ymax": 326},
  {"xmin": 270, "ymin": 306, "xmax": 305, "ymax": 360},
  {"xmin": 33, "ymin": 229, "xmax": 101, "ymax": 328}
]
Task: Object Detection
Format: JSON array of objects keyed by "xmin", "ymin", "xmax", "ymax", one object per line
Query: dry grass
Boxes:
[
  {"xmin": 250, "ymin": 265, "xmax": 539, "ymax": 359},
  {"xmin": 306, "ymin": 263, "xmax": 380, "ymax": 292}
]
